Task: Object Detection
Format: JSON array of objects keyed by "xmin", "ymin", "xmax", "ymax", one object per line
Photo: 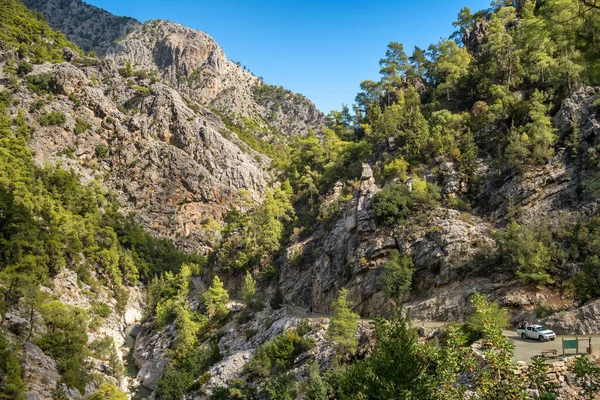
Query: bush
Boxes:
[
  {"xmin": 38, "ymin": 111, "xmax": 66, "ymax": 126},
  {"xmin": 244, "ymin": 330, "xmax": 314, "ymax": 379},
  {"xmin": 74, "ymin": 117, "xmax": 91, "ymax": 134},
  {"xmin": 378, "ymin": 250, "xmax": 414, "ymax": 303},
  {"xmin": 95, "ymin": 145, "xmax": 109, "ymax": 158},
  {"xmin": 26, "ymin": 73, "xmax": 61, "ymax": 95},
  {"xmin": 372, "ymin": 183, "xmax": 413, "ymax": 225}
]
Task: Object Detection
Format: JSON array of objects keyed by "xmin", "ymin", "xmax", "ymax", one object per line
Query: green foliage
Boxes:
[
  {"xmin": 240, "ymin": 271, "xmax": 257, "ymax": 307},
  {"xmin": 333, "ymin": 310, "xmax": 434, "ymax": 399},
  {"xmin": 203, "ymin": 275, "xmax": 229, "ymax": 319},
  {"xmin": 327, "ymin": 288, "xmax": 359, "ymax": 357},
  {"xmin": 0, "ymin": 0, "xmax": 82, "ymax": 63},
  {"xmin": 244, "ymin": 330, "xmax": 314, "ymax": 379},
  {"xmin": 26, "ymin": 73, "xmax": 62, "ymax": 95},
  {"xmin": 378, "ymin": 250, "xmax": 414, "ymax": 303},
  {"xmin": 372, "ymin": 183, "xmax": 413, "ymax": 225},
  {"xmin": 527, "ymin": 356, "xmax": 559, "ymax": 399},
  {"xmin": 264, "ymin": 374, "xmax": 298, "ymax": 400},
  {"xmin": 38, "ymin": 111, "xmax": 66, "ymax": 127},
  {"xmin": 381, "ymin": 156, "xmax": 408, "ymax": 181},
  {"xmin": 572, "ymin": 256, "xmax": 600, "ymax": 303},
  {"xmin": 219, "ymin": 186, "xmax": 294, "ymax": 271},
  {"xmin": 87, "ymin": 383, "xmax": 127, "ymax": 400},
  {"xmin": 466, "ymin": 294, "xmax": 509, "ymax": 340},
  {"xmin": 573, "ymin": 355, "xmax": 600, "ymax": 400},
  {"xmin": 73, "ymin": 118, "xmax": 91, "ymax": 135},
  {"xmin": 37, "ymin": 301, "xmax": 89, "ymax": 392},
  {"xmin": 495, "ymin": 221, "xmax": 553, "ymax": 286},
  {"xmin": 0, "ymin": 330, "xmax": 25, "ymax": 400}
]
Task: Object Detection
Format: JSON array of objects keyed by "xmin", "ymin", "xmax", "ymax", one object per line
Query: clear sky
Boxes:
[{"xmin": 86, "ymin": 0, "xmax": 491, "ymax": 113}]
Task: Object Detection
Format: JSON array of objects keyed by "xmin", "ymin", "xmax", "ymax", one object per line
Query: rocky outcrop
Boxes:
[
  {"xmin": 482, "ymin": 86, "xmax": 600, "ymax": 224},
  {"xmin": 22, "ymin": 0, "xmax": 140, "ymax": 55},
  {"xmin": 22, "ymin": 343, "xmax": 60, "ymax": 400},
  {"xmin": 0, "ymin": 54, "xmax": 271, "ymax": 251},
  {"xmin": 105, "ymin": 19, "xmax": 325, "ymax": 137},
  {"xmin": 200, "ymin": 306, "xmax": 373, "ymax": 396},
  {"xmin": 542, "ymin": 299, "xmax": 600, "ymax": 335},
  {"xmin": 21, "ymin": 0, "xmax": 326, "ymax": 138},
  {"xmin": 132, "ymin": 322, "xmax": 174, "ymax": 390}
]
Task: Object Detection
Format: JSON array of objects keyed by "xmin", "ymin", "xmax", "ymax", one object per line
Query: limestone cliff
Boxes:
[
  {"xmin": 22, "ymin": 0, "xmax": 326, "ymax": 139},
  {"xmin": 0, "ymin": 53, "xmax": 270, "ymax": 251}
]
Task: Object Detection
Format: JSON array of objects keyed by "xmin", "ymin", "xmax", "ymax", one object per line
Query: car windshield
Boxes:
[{"xmin": 535, "ymin": 327, "xmax": 546, "ymax": 332}]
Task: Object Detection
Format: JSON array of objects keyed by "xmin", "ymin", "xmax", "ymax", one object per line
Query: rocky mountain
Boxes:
[
  {"xmin": 23, "ymin": 1, "xmax": 326, "ymax": 139},
  {"xmin": 22, "ymin": 0, "xmax": 140, "ymax": 55},
  {"xmin": 3, "ymin": 0, "xmax": 600, "ymax": 399},
  {"xmin": 0, "ymin": 56, "xmax": 272, "ymax": 252}
]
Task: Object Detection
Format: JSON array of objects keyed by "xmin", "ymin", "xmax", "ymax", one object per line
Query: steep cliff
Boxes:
[{"xmin": 0, "ymin": 55, "xmax": 272, "ymax": 251}]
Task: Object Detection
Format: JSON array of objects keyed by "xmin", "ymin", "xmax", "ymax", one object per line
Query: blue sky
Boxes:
[{"xmin": 87, "ymin": 0, "xmax": 491, "ymax": 113}]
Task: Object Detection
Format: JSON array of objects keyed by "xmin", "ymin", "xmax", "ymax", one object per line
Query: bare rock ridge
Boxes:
[
  {"xmin": 23, "ymin": 0, "xmax": 326, "ymax": 138},
  {"xmin": 22, "ymin": 0, "xmax": 140, "ymax": 56}
]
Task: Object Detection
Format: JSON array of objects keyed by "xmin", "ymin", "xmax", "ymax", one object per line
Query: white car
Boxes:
[{"xmin": 516, "ymin": 324, "xmax": 556, "ymax": 342}]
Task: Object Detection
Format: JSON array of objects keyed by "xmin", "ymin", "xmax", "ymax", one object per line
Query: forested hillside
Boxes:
[{"xmin": 1, "ymin": 0, "xmax": 600, "ymax": 399}]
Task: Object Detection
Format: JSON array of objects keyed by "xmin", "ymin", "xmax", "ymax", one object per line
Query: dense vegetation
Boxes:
[
  {"xmin": 0, "ymin": 0, "xmax": 82, "ymax": 63},
  {"xmin": 0, "ymin": 91, "xmax": 201, "ymax": 397}
]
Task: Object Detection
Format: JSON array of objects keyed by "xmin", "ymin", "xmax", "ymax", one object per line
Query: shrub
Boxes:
[
  {"xmin": 26, "ymin": 73, "xmax": 61, "ymax": 95},
  {"xmin": 382, "ymin": 157, "xmax": 409, "ymax": 181},
  {"xmin": 372, "ymin": 183, "xmax": 413, "ymax": 225},
  {"xmin": 244, "ymin": 330, "xmax": 314, "ymax": 379},
  {"xmin": 378, "ymin": 250, "xmax": 414, "ymax": 303},
  {"xmin": 74, "ymin": 117, "xmax": 91, "ymax": 134},
  {"xmin": 38, "ymin": 111, "xmax": 66, "ymax": 126},
  {"xmin": 95, "ymin": 145, "xmax": 109, "ymax": 158}
]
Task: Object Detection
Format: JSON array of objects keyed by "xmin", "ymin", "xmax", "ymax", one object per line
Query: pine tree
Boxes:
[
  {"xmin": 203, "ymin": 275, "xmax": 229, "ymax": 319},
  {"xmin": 378, "ymin": 250, "xmax": 414, "ymax": 304},
  {"xmin": 327, "ymin": 288, "xmax": 359, "ymax": 357},
  {"xmin": 240, "ymin": 271, "xmax": 257, "ymax": 306}
]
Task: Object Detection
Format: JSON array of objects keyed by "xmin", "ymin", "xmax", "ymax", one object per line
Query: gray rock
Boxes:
[{"xmin": 23, "ymin": 343, "xmax": 60, "ymax": 400}]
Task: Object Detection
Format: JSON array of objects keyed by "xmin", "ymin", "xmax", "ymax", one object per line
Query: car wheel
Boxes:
[
  {"xmin": 539, "ymin": 335, "xmax": 545, "ymax": 342},
  {"xmin": 521, "ymin": 333, "xmax": 527, "ymax": 340},
  {"xmin": 550, "ymin": 338, "xmax": 555, "ymax": 341}
]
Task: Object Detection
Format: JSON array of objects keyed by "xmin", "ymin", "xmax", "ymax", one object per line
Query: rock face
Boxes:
[
  {"xmin": 22, "ymin": 0, "xmax": 325, "ymax": 138},
  {"xmin": 105, "ymin": 19, "xmax": 324, "ymax": 137},
  {"xmin": 132, "ymin": 323, "xmax": 174, "ymax": 390},
  {"xmin": 22, "ymin": 0, "xmax": 140, "ymax": 55},
  {"xmin": 280, "ymin": 164, "xmax": 498, "ymax": 320},
  {"xmin": 542, "ymin": 299, "xmax": 600, "ymax": 335},
  {"xmin": 0, "ymin": 55, "xmax": 271, "ymax": 250},
  {"xmin": 22, "ymin": 343, "xmax": 60, "ymax": 400},
  {"xmin": 483, "ymin": 86, "xmax": 600, "ymax": 224}
]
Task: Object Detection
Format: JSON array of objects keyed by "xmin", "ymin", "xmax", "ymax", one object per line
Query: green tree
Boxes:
[
  {"xmin": 527, "ymin": 356, "xmax": 559, "ymax": 399},
  {"xmin": 435, "ymin": 40, "xmax": 471, "ymax": 101},
  {"xmin": 470, "ymin": 293, "xmax": 528, "ymax": 400},
  {"xmin": 88, "ymin": 383, "xmax": 127, "ymax": 400},
  {"xmin": 240, "ymin": 271, "xmax": 257, "ymax": 306},
  {"xmin": 327, "ymin": 288, "xmax": 359, "ymax": 357},
  {"xmin": 496, "ymin": 222, "xmax": 553, "ymax": 286},
  {"xmin": 372, "ymin": 183, "xmax": 413, "ymax": 225},
  {"xmin": 467, "ymin": 293, "xmax": 510, "ymax": 338},
  {"xmin": 334, "ymin": 310, "xmax": 433, "ymax": 399},
  {"xmin": 203, "ymin": 275, "xmax": 229, "ymax": 319},
  {"xmin": 0, "ymin": 331, "xmax": 25, "ymax": 400},
  {"xmin": 573, "ymin": 355, "xmax": 600, "ymax": 400},
  {"xmin": 378, "ymin": 250, "xmax": 414, "ymax": 304}
]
